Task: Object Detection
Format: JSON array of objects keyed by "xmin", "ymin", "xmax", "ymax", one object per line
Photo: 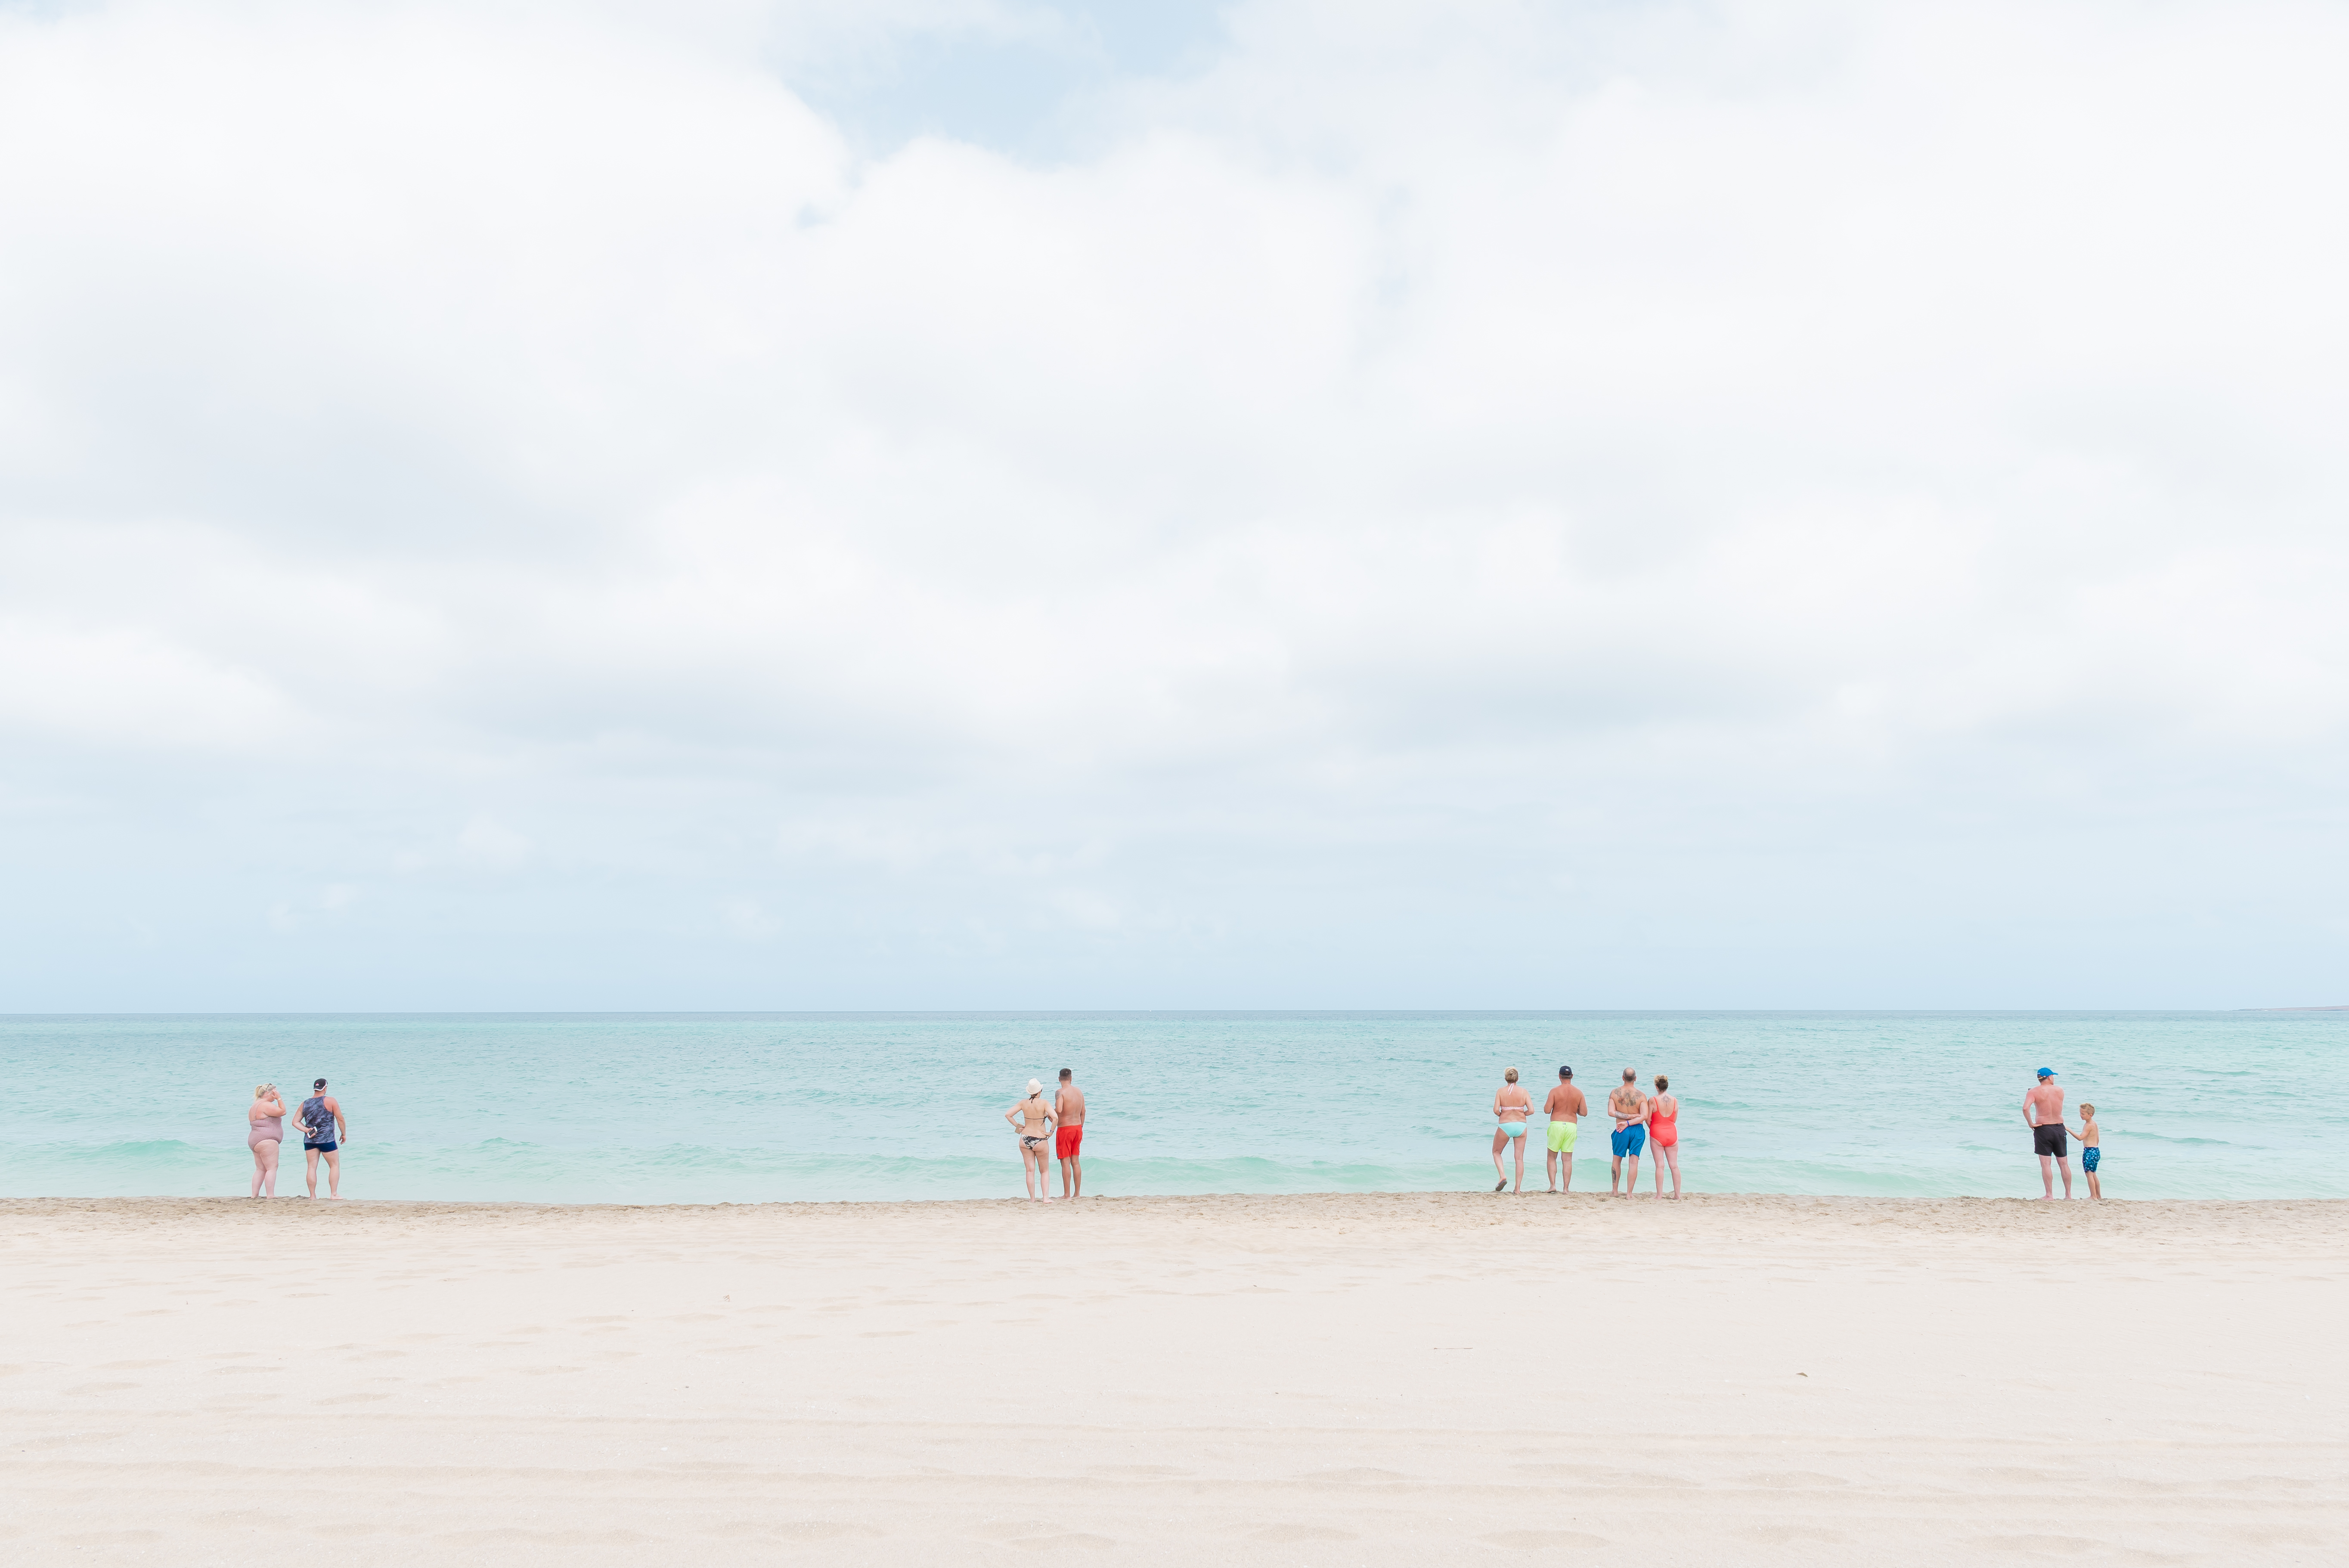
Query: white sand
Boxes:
[{"xmin": 2, "ymin": 1193, "xmax": 2342, "ymax": 1564}]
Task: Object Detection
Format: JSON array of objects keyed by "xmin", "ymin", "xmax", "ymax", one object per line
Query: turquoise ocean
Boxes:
[{"xmin": 0, "ymin": 1012, "xmax": 2340, "ymax": 1202}]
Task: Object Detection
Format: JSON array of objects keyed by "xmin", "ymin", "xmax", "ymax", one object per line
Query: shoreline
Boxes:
[{"xmin": 4, "ymin": 1189, "xmax": 2340, "ymax": 1216}]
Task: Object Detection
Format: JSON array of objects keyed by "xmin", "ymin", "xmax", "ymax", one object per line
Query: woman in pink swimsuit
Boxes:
[
  {"xmin": 247, "ymin": 1083, "xmax": 287, "ymax": 1197},
  {"xmin": 1646, "ymin": 1074, "xmax": 1682, "ymax": 1199}
]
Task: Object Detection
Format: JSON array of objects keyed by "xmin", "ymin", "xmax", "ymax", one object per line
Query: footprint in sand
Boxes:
[
  {"xmin": 1964, "ymin": 1536, "xmax": 2107, "ymax": 1557},
  {"xmin": 1480, "ymin": 1530, "xmax": 1607, "ymax": 1550},
  {"xmin": 1739, "ymin": 1471, "xmax": 1849, "ymax": 1489},
  {"xmin": 1742, "ymin": 1525, "xmax": 1849, "ymax": 1544},
  {"xmin": 1251, "ymin": 1525, "xmax": 1357, "ymax": 1543}
]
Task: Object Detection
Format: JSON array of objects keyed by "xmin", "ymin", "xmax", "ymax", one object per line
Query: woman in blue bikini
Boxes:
[{"xmin": 1491, "ymin": 1068, "xmax": 1533, "ymax": 1193}]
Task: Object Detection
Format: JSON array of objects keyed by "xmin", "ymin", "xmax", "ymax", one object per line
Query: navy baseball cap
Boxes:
[{"xmin": 2036, "ymin": 1068, "xmax": 2055, "ymax": 1078}]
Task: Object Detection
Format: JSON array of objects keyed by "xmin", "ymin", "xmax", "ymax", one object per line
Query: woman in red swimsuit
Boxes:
[{"xmin": 1646, "ymin": 1074, "xmax": 1682, "ymax": 1199}]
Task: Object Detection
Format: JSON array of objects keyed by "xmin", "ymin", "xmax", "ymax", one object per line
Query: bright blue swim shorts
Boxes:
[
  {"xmin": 2082, "ymin": 1147, "xmax": 2100, "ymax": 1172},
  {"xmin": 1611, "ymin": 1124, "xmax": 1646, "ymax": 1158}
]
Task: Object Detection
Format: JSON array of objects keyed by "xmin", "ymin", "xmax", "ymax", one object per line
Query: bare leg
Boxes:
[
  {"xmin": 1611, "ymin": 1155, "xmax": 1624, "ymax": 1195},
  {"xmin": 250, "ymin": 1143, "xmax": 267, "ymax": 1197},
  {"xmin": 2037, "ymin": 1153, "xmax": 2055, "ymax": 1198},
  {"xmin": 1021, "ymin": 1145, "xmax": 1041, "ymax": 1199},
  {"xmin": 1491, "ymin": 1129, "xmax": 1508, "ymax": 1191},
  {"xmin": 1510, "ymin": 1136, "xmax": 1525, "ymax": 1192},
  {"xmin": 1560, "ymin": 1152, "xmax": 1573, "ymax": 1193},
  {"xmin": 1069, "ymin": 1153, "xmax": 1082, "ymax": 1198},
  {"xmin": 305, "ymin": 1147, "xmax": 321, "ymax": 1198},
  {"xmin": 1544, "ymin": 1146, "xmax": 1559, "ymax": 1192},
  {"xmin": 2087, "ymin": 1168, "xmax": 2101, "ymax": 1200},
  {"xmin": 260, "ymin": 1142, "xmax": 279, "ymax": 1198},
  {"xmin": 323, "ymin": 1149, "xmax": 342, "ymax": 1198},
  {"xmin": 2057, "ymin": 1157, "xmax": 2072, "ymax": 1199},
  {"xmin": 1661, "ymin": 1143, "xmax": 1681, "ymax": 1198},
  {"xmin": 1626, "ymin": 1154, "xmax": 1641, "ymax": 1195}
]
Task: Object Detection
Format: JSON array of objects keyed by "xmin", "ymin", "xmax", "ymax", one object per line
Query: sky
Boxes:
[{"xmin": 1, "ymin": 0, "xmax": 2345, "ymax": 1010}]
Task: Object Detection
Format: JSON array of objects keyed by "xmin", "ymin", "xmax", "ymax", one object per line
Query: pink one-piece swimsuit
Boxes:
[{"xmin": 248, "ymin": 1112, "xmax": 284, "ymax": 1149}]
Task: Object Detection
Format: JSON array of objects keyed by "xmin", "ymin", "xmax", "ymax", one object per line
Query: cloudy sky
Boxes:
[{"xmin": 2, "ymin": 0, "xmax": 2344, "ymax": 1009}]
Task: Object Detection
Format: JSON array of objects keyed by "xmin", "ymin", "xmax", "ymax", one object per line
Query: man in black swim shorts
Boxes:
[{"xmin": 2023, "ymin": 1067, "xmax": 2071, "ymax": 1199}]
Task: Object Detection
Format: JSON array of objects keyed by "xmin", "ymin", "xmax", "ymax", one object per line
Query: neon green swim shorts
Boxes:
[{"xmin": 1546, "ymin": 1120, "xmax": 1577, "ymax": 1153}]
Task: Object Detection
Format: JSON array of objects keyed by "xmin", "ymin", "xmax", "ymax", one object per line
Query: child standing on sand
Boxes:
[{"xmin": 2073, "ymin": 1103, "xmax": 2102, "ymax": 1200}]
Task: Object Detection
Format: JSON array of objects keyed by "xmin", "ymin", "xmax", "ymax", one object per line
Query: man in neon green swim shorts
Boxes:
[{"xmin": 1542, "ymin": 1066, "xmax": 1587, "ymax": 1193}]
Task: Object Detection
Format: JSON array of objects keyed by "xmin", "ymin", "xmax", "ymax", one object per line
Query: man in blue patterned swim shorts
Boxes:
[{"xmin": 2073, "ymin": 1102, "xmax": 2102, "ymax": 1200}]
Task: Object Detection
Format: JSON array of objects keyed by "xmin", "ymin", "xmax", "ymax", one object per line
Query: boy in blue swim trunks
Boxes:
[
  {"xmin": 2071, "ymin": 1103, "xmax": 2102, "ymax": 1200},
  {"xmin": 1606, "ymin": 1068, "xmax": 1648, "ymax": 1197}
]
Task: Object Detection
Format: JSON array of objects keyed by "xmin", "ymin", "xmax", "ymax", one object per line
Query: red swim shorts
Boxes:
[{"xmin": 1055, "ymin": 1126, "xmax": 1083, "ymax": 1159}]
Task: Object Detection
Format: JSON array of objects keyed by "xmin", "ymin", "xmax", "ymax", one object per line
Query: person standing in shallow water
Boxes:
[
  {"xmin": 2071, "ymin": 1103, "xmax": 2103, "ymax": 1200},
  {"xmin": 298, "ymin": 1078, "xmax": 348, "ymax": 1199},
  {"xmin": 1542, "ymin": 1067, "xmax": 1585, "ymax": 1193},
  {"xmin": 1004, "ymin": 1079, "xmax": 1057, "ymax": 1201},
  {"xmin": 1646, "ymin": 1074, "xmax": 1683, "ymax": 1199},
  {"xmin": 1490, "ymin": 1068, "xmax": 1532, "ymax": 1193},
  {"xmin": 247, "ymin": 1083, "xmax": 286, "ymax": 1198},
  {"xmin": 2024, "ymin": 1068, "xmax": 2071, "ymax": 1200},
  {"xmin": 1608, "ymin": 1069, "xmax": 1648, "ymax": 1196},
  {"xmin": 1054, "ymin": 1068, "xmax": 1086, "ymax": 1199}
]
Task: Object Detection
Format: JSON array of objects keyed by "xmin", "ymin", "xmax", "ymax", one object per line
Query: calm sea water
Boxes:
[{"xmin": 0, "ymin": 1012, "xmax": 2340, "ymax": 1202}]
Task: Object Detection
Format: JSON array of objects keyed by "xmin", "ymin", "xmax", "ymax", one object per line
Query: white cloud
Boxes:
[{"xmin": 1, "ymin": 0, "xmax": 2345, "ymax": 1006}]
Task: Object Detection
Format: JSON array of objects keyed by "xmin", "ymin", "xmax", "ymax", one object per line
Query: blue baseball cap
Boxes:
[{"xmin": 2036, "ymin": 1067, "xmax": 2055, "ymax": 1078}]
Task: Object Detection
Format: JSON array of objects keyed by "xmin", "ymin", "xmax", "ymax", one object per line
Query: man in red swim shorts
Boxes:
[{"xmin": 1054, "ymin": 1068, "xmax": 1087, "ymax": 1199}]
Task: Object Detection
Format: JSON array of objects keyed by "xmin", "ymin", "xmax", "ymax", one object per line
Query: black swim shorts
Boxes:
[{"xmin": 2032, "ymin": 1124, "xmax": 2066, "ymax": 1158}]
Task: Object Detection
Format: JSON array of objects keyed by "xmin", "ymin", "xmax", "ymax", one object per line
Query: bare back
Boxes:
[
  {"xmin": 1609, "ymin": 1085, "xmax": 1646, "ymax": 1127},
  {"xmin": 2025, "ymin": 1082, "xmax": 2064, "ymax": 1126},
  {"xmin": 1543, "ymin": 1084, "xmax": 1586, "ymax": 1120},
  {"xmin": 1056, "ymin": 1083, "xmax": 1086, "ymax": 1127}
]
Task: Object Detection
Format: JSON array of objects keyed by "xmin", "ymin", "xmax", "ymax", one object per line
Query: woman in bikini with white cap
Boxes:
[{"xmin": 1004, "ymin": 1079, "xmax": 1059, "ymax": 1201}]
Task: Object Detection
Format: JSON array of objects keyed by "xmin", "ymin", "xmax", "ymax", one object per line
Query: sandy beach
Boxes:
[{"xmin": 2, "ymin": 1192, "xmax": 2341, "ymax": 1564}]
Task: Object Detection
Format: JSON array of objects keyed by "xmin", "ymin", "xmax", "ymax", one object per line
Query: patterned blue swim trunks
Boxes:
[{"xmin": 2082, "ymin": 1147, "xmax": 2100, "ymax": 1172}]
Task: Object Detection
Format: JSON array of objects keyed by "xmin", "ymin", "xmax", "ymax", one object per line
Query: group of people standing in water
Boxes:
[
  {"xmin": 1491, "ymin": 1066, "xmax": 1681, "ymax": 1197},
  {"xmin": 245, "ymin": 1079, "xmax": 350, "ymax": 1198},
  {"xmin": 1001, "ymin": 1063, "xmax": 1677, "ymax": 1200}
]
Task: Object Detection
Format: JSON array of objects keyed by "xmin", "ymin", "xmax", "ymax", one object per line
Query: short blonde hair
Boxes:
[
  {"xmin": 2080, "ymin": 1102, "xmax": 2096, "ymax": 1115},
  {"xmin": 255, "ymin": 1083, "xmax": 274, "ymax": 1098},
  {"xmin": 1504, "ymin": 1067, "xmax": 1518, "ymax": 1083}
]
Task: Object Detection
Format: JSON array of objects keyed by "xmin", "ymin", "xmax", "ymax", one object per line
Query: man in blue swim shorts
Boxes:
[{"xmin": 1607, "ymin": 1067, "xmax": 1649, "ymax": 1197}]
